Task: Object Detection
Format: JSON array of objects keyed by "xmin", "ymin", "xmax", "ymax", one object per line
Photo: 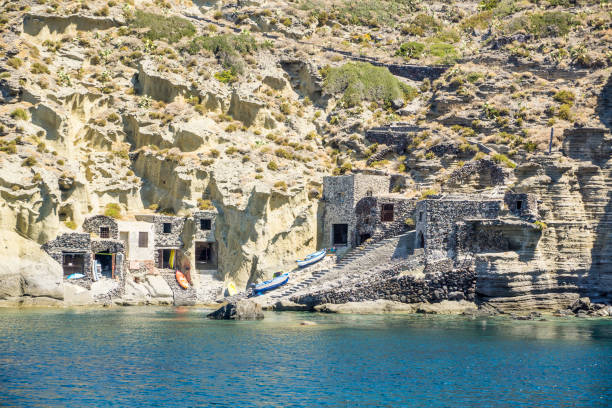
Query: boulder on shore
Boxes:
[{"xmin": 208, "ymin": 299, "xmax": 264, "ymax": 320}]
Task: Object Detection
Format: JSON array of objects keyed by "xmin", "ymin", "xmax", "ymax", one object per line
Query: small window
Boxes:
[
  {"xmin": 200, "ymin": 219, "xmax": 211, "ymax": 231},
  {"xmin": 139, "ymin": 232, "xmax": 148, "ymax": 248},
  {"xmin": 163, "ymin": 223, "xmax": 172, "ymax": 233},
  {"xmin": 516, "ymin": 200, "xmax": 523, "ymax": 210},
  {"xmin": 419, "ymin": 211, "xmax": 424, "ymax": 222},
  {"xmin": 381, "ymin": 204, "xmax": 394, "ymax": 222},
  {"xmin": 100, "ymin": 227, "xmax": 110, "ymax": 238}
]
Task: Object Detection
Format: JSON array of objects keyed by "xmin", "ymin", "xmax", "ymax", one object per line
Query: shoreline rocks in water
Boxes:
[
  {"xmin": 208, "ymin": 299, "xmax": 264, "ymax": 320},
  {"xmin": 312, "ymin": 299, "xmax": 479, "ymax": 315}
]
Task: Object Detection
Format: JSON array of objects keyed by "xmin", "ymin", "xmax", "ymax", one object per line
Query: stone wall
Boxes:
[
  {"xmin": 447, "ymin": 159, "xmax": 507, "ymax": 189},
  {"xmin": 151, "ymin": 215, "xmax": 185, "ymax": 248},
  {"xmin": 455, "ymin": 219, "xmax": 541, "ymax": 255},
  {"xmin": 355, "ymin": 195, "xmax": 417, "ymax": 244},
  {"xmin": 42, "ymin": 233, "xmax": 92, "ymax": 279},
  {"xmin": 504, "ymin": 192, "xmax": 539, "ymax": 220},
  {"xmin": 365, "ymin": 124, "xmax": 427, "ymax": 152},
  {"xmin": 415, "ymin": 199, "xmax": 502, "ymax": 260},
  {"xmin": 293, "ymin": 258, "xmax": 476, "ymax": 306},
  {"xmin": 192, "ymin": 210, "xmax": 217, "ymax": 242},
  {"xmin": 82, "ymin": 215, "xmax": 118, "ymax": 239}
]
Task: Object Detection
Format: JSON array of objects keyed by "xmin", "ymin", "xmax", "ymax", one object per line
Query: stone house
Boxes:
[
  {"xmin": 135, "ymin": 214, "xmax": 186, "ymax": 270},
  {"xmin": 42, "ymin": 215, "xmax": 127, "ymax": 281},
  {"xmin": 504, "ymin": 192, "xmax": 539, "ymax": 220},
  {"xmin": 322, "ymin": 174, "xmax": 390, "ymax": 248},
  {"xmin": 42, "ymin": 233, "xmax": 93, "ymax": 278},
  {"xmin": 322, "ymin": 174, "xmax": 418, "ymax": 248},
  {"xmin": 354, "ymin": 194, "xmax": 417, "ymax": 244},
  {"xmin": 42, "ymin": 210, "xmax": 223, "ymax": 283},
  {"xmin": 414, "ymin": 198, "xmax": 502, "ymax": 260},
  {"xmin": 191, "ymin": 210, "xmax": 218, "ymax": 273},
  {"xmin": 116, "ymin": 220, "xmax": 156, "ymax": 270}
]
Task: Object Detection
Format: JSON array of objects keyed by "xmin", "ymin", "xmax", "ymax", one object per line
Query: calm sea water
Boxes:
[{"xmin": 0, "ymin": 308, "xmax": 610, "ymax": 408}]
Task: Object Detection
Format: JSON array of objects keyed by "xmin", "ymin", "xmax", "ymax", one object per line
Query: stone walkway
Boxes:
[{"xmin": 160, "ymin": 269, "xmax": 197, "ymax": 306}]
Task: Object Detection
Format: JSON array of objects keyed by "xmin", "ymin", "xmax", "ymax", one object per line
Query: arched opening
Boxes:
[{"xmin": 417, "ymin": 231, "xmax": 425, "ymax": 249}]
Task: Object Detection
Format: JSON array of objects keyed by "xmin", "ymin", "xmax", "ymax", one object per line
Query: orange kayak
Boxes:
[{"xmin": 175, "ymin": 270, "xmax": 189, "ymax": 289}]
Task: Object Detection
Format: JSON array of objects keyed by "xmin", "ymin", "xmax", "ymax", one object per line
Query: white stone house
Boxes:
[{"xmin": 117, "ymin": 220, "xmax": 156, "ymax": 270}]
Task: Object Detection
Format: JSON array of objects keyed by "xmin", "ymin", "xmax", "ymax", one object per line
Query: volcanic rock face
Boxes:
[
  {"xmin": 0, "ymin": 0, "xmax": 611, "ymax": 310},
  {"xmin": 473, "ymin": 129, "xmax": 612, "ymax": 312}
]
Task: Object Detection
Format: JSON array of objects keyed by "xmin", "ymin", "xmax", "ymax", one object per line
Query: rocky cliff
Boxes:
[{"xmin": 0, "ymin": 0, "xmax": 610, "ymax": 309}]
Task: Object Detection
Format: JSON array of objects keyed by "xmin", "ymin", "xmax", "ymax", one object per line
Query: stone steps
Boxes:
[
  {"xmin": 160, "ymin": 270, "xmax": 197, "ymax": 306},
  {"xmin": 269, "ymin": 234, "xmax": 408, "ymax": 301}
]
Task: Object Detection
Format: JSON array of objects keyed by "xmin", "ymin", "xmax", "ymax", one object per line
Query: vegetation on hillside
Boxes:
[{"xmin": 322, "ymin": 62, "xmax": 418, "ymax": 107}]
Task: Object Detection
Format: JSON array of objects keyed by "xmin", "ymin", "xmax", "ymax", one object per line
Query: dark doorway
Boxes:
[
  {"xmin": 332, "ymin": 224, "xmax": 348, "ymax": 246},
  {"xmin": 62, "ymin": 253, "xmax": 85, "ymax": 276},
  {"xmin": 359, "ymin": 233, "xmax": 371, "ymax": 245},
  {"xmin": 195, "ymin": 242, "xmax": 216, "ymax": 270},
  {"xmin": 95, "ymin": 253, "xmax": 114, "ymax": 278},
  {"xmin": 516, "ymin": 200, "xmax": 523, "ymax": 210},
  {"xmin": 381, "ymin": 204, "xmax": 394, "ymax": 222},
  {"xmin": 158, "ymin": 249, "xmax": 177, "ymax": 269},
  {"xmin": 417, "ymin": 232, "xmax": 425, "ymax": 249}
]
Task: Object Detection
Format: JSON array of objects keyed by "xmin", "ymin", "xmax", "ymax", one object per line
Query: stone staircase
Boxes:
[
  {"xmin": 266, "ymin": 233, "xmax": 410, "ymax": 303},
  {"xmin": 160, "ymin": 269, "xmax": 197, "ymax": 306}
]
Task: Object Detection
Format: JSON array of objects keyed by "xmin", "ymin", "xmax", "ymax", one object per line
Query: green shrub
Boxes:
[
  {"xmin": 31, "ymin": 62, "xmax": 49, "ymax": 74},
  {"xmin": 276, "ymin": 147, "xmax": 295, "ymax": 159},
  {"xmin": 186, "ymin": 32, "xmax": 258, "ymax": 74},
  {"xmin": 10, "ymin": 108, "xmax": 28, "ymax": 120},
  {"xmin": 22, "ymin": 157, "xmax": 37, "ymax": 167},
  {"xmin": 466, "ymin": 72, "xmax": 484, "ymax": 83},
  {"xmin": 197, "ymin": 198, "xmax": 214, "ymax": 210},
  {"xmin": 104, "ymin": 203, "xmax": 122, "ymax": 219},
  {"xmin": 553, "ymin": 90, "xmax": 575, "ymax": 106},
  {"xmin": 323, "ymin": 62, "xmax": 418, "ymax": 107},
  {"xmin": 428, "ymin": 42, "xmax": 459, "ymax": 64},
  {"xmin": 214, "ymin": 69, "xmax": 238, "ymax": 84},
  {"xmin": 434, "ymin": 28, "xmax": 460, "ymax": 44},
  {"xmin": 267, "ymin": 161, "xmax": 278, "ymax": 171},
  {"xmin": 558, "ymin": 104, "xmax": 572, "ymax": 121},
  {"xmin": 534, "ymin": 220, "xmax": 547, "ymax": 231},
  {"xmin": 505, "ymin": 12, "xmax": 578, "ymax": 38},
  {"xmin": 478, "ymin": 0, "xmax": 500, "ymax": 10},
  {"xmin": 403, "ymin": 13, "xmax": 441, "ymax": 36},
  {"xmin": 225, "ymin": 146, "xmax": 238, "ymax": 154},
  {"xmin": 396, "ymin": 42, "xmax": 425, "ymax": 59},
  {"xmin": 65, "ymin": 221, "xmax": 77, "ymax": 230},
  {"xmin": 7, "ymin": 57, "xmax": 22, "ymax": 69},
  {"xmin": 420, "ymin": 189, "xmax": 438, "ymax": 199},
  {"xmin": 129, "ymin": 10, "xmax": 195, "ymax": 43},
  {"xmin": 492, "ymin": 153, "xmax": 516, "ymax": 168},
  {"xmin": 273, "ymin": 180, "xmax": 287, "ymax": 191}
]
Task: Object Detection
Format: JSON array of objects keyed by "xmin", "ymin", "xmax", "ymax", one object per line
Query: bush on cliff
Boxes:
[
  {"xmin": 186, "ymin": 33, "xmax": 259, "ymax": 74},
  {"xmin": 104, "ymin": 203, "xmax": 122, "ymax": 219},
  {"xmin": 322, "ymin": 62, "xmax": 418, "ymax": 107},
  {"xmin": 130, "ymin": 10, "xmax": 195, "ymax": 43}
]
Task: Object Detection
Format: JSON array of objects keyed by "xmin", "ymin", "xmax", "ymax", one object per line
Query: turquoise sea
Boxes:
[{"xmin": 0, "ymin": 308, "xmax": 610, "ymax": 407}]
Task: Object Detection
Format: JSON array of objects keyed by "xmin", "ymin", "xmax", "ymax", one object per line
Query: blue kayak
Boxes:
[
  {"xmin": 253, "ymin": 273, "xmax": 289, "ymax": 295},
  {"xmin": 67, "ymin": 273, "xmax": 85, "ymax": 280},
  {"xmin": 297, "ymin": 249, "xmax": 326, "ymax": 268}
]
